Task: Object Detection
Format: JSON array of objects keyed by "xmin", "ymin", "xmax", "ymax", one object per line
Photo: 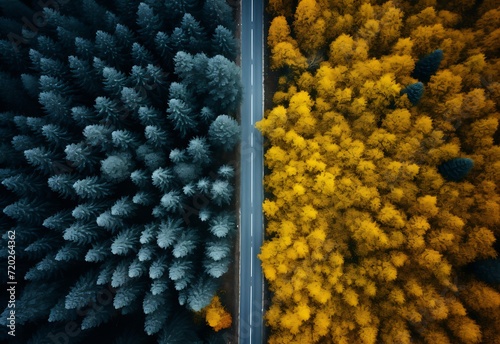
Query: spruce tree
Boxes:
[
  {"xmin": 47, "ymin": 173, "xmax": 80, "ymax": 199},
  {"xmin": 65, "ymin": 142, "xmax": 101, "ymax": 173},
  {"xmin": 202, "ymin": 0, "xmax": 234, "ymax": 33},
  {"xmin": 401, "ymin": 82, "xmax": 424, "ymax": 105},
  {"xmin": 187, "ymin": 277, "xmax": 218, "ymax": 311},
  {"xmin": 157, "ymin": 218, "xmax": 183, "ymax": 249},
  {"xmin": 210, "ymin": 179, "xmax": 234, "ymax": 206},
  {"xmin": 136, "ymin": 2, "xmax": 163, "ymax": 47},
  {"xmin": 187, "ymin": 136, "xmax": 211, "ymax": 165},
  {"xmin": 205, "ymin": 55, "xmax": 241, "ymax": 113},
  {"xmin": 411, "ymin": 49, "xmax": 444, "ymax": 83},
  {"xmin": 73, "ymin": 176, "xmax": 114, "ymax": 199},
  {"xmin": 101, "ymin": 154, "xmax": 134, "ymax": 183},
  {"xmin": 167, "ymin": 98, "xmax": 197, "ymax": 138},
  {"xmin": 211, "ymin": 25, "xmax": 237, "ymax": 60},
  {"xmin": 471, "ymin": 259, "xmax": 500, "ymax": 284},
  {"xmin": 208, "ymin": 212, "xmax": 236, "ymax": 238},
  {"xmin": 208, "ymin": 114, "xmax": 240, "ymax": 151},
  {"xmin": 438, "ymin": 157, "xmax": 474, "ymax": 182}
]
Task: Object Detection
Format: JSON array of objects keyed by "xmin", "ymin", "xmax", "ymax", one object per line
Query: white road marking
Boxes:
[
  {"xmin": 250, "ymin": 93, "xmax": 254, "ymax": 123},
  {"xmin": 251, "ymin": 0, "xmax": 254, "ymax": 22},
  {"xmin": 250, "ymin": 284, "xmax": 253, "ymax": 343},
  {"xmin": 250, "ymin": 153, "xmax": 254, "ymax": 203},
  {"xmin": 250, "ymin": 63, "xmax": 253, "ymax": 86},
  {"xmin": 251, "ymin": 132, "xmax": 254, "ymax": 147},
  {"xmin": 251, "ymin": 29, "xmax": 254, "ymax": 61},
  {"xmin": 250, "ymin": 246, "xmax": 253, "ymax": 276}
]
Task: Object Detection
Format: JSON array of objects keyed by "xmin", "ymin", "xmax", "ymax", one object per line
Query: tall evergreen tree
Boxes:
[
  {"xmin": 2, "ymin": 173, "xmax": 47, "ymax": 197},
  {"xmin": 438, "ymin": 157, "xmax": 474, "ymax": 182},
  {"xmin": 171, "ymin": 13, "xmax": 208, "ymax": 53},
  {"xmin": 83, "ymin": 124, "xmax": 113, "ymax": 151},
  {"xmin": 208, "ymin": 212, "xmax": 235, "ymax": 238},
  {"xmin": 136, "ymin": 2, "xmax": 163, "ymax": 47},
  {"xmin": 152, "ymin": 167, "xmax": 175, "ymax": 192},
  {"xmin": 211, "ymin": 25, "xmax": 237, "ymax": 60},
  {"xmin": 163, "ymin": 0, "xmax": 200, "ymax": 24},
  {"xmin": 187, "ymin": 276, "xmax": 218, "ymax": 312},
  {"xmin": 210, "ymin": 179, "xmax": 233, "ymax": 207},
  {"xmin": 65, "ymin": 142, "xmax": 101, "ymax": 173},
  {"xmin": 202, "ymin": 0, "xmax": 234, "ymax": 33},
  {"xmin": 24, "ymin": 147, "xmax": 64, "ymax": 175},
  {"xmin": 41, "ymin": 124, "xmax": 75, "ymax": 148},
  {"xmin": 47, "ymin": 174, "xmax": 80, "ymax": 199},
  {"xmin": 411, "ymin": 49, "xmax": 444, "ymax": 83},
  {"xmin": 103, "ymin": 66, "xmax": 129, "ymax": 97},
  {"xmin": 73, "ymin": 176, "xmax": 114, "ymax": 199},
  {"xmin": 208, "ymin": 114, "xmax": 240, "ymax": 151},
  {"xmin": 167, "ymin": 98, "xmax": 197, "ymax": 138},
  {"xmin": 205, "ymin": 55, "xmax": 241, "ymax": 113},
  {"xmin": 187, "ymin": 136, "xmax": 211, "ymax": 165},
  {"xmin": 401, "ymin": 82, "xmax": 424, "ymax": 105},
  {"xmin": 101, "ymin": 154, "xmax": 134, "ymax": 183}
]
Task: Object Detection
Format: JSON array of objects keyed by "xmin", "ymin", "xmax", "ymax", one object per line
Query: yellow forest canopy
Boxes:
[{"xmin": 259, "ymin": 0, "xmax": 500, "ymax": 343}]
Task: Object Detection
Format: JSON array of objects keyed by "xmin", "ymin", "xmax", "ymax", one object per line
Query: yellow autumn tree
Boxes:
[{"xmin": 202, "ymin": 296, "xmax": 232, "ymax": 332}]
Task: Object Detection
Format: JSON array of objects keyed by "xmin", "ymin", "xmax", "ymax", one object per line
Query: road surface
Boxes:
[{"xmin": 239, "ymin": 0, "xmax": 264, "ymax": 343}]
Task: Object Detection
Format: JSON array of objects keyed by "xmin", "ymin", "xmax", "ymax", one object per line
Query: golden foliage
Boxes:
[
  {"xmin": 202, "ymin": 296, "xmax": 232, "ymax": 332},
  {"xmin": 261, "ymin": 0, "xmax": 500, "ymax": 342}
]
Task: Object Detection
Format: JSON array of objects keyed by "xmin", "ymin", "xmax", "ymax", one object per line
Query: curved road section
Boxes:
[{"xmin": 239, "ymin": 0, "xmax": 264, "ymax": 343}]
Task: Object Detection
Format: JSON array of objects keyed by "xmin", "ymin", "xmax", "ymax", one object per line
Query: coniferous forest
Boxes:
[
  {"xmin": 0, "ymin": 0, "xmax": 240, "ymax": 342},
  {"xmin": 259, "ymin": 0, "xmax": 500, "ymax": 343}
]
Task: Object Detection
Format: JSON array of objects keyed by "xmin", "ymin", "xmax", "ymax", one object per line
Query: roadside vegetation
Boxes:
[
  {"xmin": 259, "ymin": 0, "xmax": 500, "ymax": 343},
  {"xmin": 0, "ymin": 0, "xmax": 240, "ymax": 342}
]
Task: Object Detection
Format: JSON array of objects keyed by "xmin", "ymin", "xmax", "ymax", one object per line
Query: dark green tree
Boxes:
[
  {"xmin": 411, "ymin": 49, "xmax": 444, "ymax": 83},
  {"xmin": 187, "ymin": 136, "xmax": 211, "ymax": 165},
  {"xmin": 101, "ymin": 154, "xmax": 134, "ymax": 183},
  {"xmin": 41, "ymin": 124, "xmax": 74, "ymax": 148},
  {"xmin": 111, "ymin": 196, "xmax": 138, "ymax": 217},
  {"xmin": 111, "ymin": 226, "xmax": 141, "ymax": 255},
  {"xmin": 171, "ymin": 13, "xmax": 208, "ymax": 54},
  {"xmin": 167, "ymin": 98, "xmax": 197, "ymax": 138},
  {"xmin": 471, "ymin": 258, "xmax": 500, "ymax": 284},
  {"xmin": 47, "ymin": 174, "xmax": 80, "ymax": 199},
  {"xmin": 187, "ymin": 277, "xmax": 218, "ymax": 311},
  {"xmin": 205, "ymin": 55, "xmax": 242, "ymax": 113},
  {"xmin": 152, "ymin": 167, "xmax": 175, "ymax": 192},
  {"xmin": 211, "ymin": 25, "xmax": 237, "ymax": 60},
  {"xmin": 65, "ymin": 142, "xmax": 101, "ymax": 173},
  {"xmin": 208, "ymin": 212, "xmax": 236, "ymax": 238},
  {"xmin": 210, "ymin": 179, "xmax": 233, "ymax": 207},
  {"xmin": 401, "ymin": 82, "xmax": 424, "ymax": 105},
  {"xmin": 136, "ymin": 2, "xmax": 162, "ymax": 47},
  {"xmin": 73, "ymin": 176, "xmax": 114, "ymax": 199},
  {"xmin": 24, "ymin": 147, "xmax": 64, "ymax": 175},
  {"xmin": 202, "ymin": 0, "xmax": 234, "ymax": 33},
  {"xmin": 103, "ymin": 66, "xmax": 129, "ymax": 97},
  {"xmin": 145, "ymin": 125, "xmax": 170, "ymax": 148},
  {"xmin": 438, "ymin": 157, "xmax": 474, "ymax": 182},
  {"xmin": 208, "ymin": 114, "xmax": 240, "ymax": 151}
]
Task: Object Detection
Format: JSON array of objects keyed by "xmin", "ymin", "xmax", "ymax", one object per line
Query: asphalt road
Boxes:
[{"xmin": 239, "ymin": 0, "xmax": 264, "ymax": 343}]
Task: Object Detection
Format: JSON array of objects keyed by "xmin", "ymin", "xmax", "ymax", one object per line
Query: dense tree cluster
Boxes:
[
  {"xmin": 259, "ymin": 0, "xmax": 500, "ymax": 343},
  {"xmin": 0, "ymin": 0, "xmax": 239, "ymax": 342}
]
